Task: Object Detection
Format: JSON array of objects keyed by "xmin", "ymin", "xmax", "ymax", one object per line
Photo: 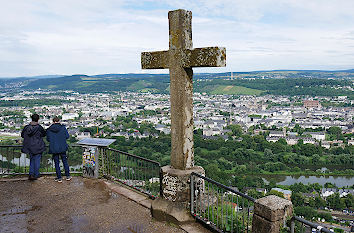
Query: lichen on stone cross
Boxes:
[{"xmin": 141, "ymin": 9, "xmax": 226, "ymax": 170}]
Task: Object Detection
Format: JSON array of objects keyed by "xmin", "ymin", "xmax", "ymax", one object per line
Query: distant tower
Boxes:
[
  {"xmin": 231, "ymin": 72, "xmax": 233, "ymax": 79},
  {"xmin": 282, "ymin": 127, "xmax": 286, "ymax": 136}
]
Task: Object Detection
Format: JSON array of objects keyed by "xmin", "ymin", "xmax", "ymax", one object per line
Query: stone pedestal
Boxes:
[
  {"xmin": 151, "ymin": 165, "xmax": 205, "ymax": 224},
  {"xmin": 252, "ymin": 195, "xmax": 293, "ymax": 233}
]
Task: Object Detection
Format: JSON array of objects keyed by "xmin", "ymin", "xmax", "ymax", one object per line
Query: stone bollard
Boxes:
[{"xmin": 252, "ymin": 195, "xmax": 293, "ymax": 233}]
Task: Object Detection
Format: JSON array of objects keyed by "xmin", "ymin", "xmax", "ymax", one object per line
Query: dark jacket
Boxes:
[
  {"xmin": 46, "ymin": 123, "xmax": 69, "ymax": 154},
  {"xmin": 21, "ymin": 122, "xmax": 46, "ymax": 155}
]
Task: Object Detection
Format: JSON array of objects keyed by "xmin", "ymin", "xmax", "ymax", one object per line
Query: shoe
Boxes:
[
  {"xmin": 54, "ymin": 178, "xmax": 62, "ymax": 183},
  {"xmin": 28, "ymin": 175, "xmax": 36, "ymax": 181},
  {"xmin": 66, "ymin": 176, "xmax": 72, "ymax": 181}
]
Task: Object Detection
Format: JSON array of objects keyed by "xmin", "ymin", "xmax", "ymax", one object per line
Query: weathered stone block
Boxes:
[
  {"xmin": 252, "ymin": 214, "xmax": 281, "ymax": 233},
  {"xmin": 151, "ymin": 198, "xmax": 194, "ymax": 225},
  {"xmin": 160, "ymin": 165, "xmax": 204, "ymax": 203},
  {"xmin": 254, "ymin": 195, "xmax": 293, "ymax": 222}
]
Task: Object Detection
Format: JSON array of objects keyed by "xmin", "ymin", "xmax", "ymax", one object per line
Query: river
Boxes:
[{"xmin": 260, "ymin": 174, "xmax": 354, "ymax": 188}]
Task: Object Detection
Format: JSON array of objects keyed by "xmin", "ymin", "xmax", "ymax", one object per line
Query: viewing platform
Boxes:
[
  {"xmin": 0, "ymin": 176, "xmax": 209, "ymax": 233},
  {"xmin": 1, "ymin": 143, "xmax": 342, "ymax": 233}
]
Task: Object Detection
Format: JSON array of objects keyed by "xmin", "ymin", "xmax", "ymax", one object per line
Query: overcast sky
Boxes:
[{"xmin": 1, "ymin": 0, "xmax": 354, "ymax": 77}]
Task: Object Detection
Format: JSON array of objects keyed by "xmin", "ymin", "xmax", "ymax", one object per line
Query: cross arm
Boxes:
[
  {"xmin": 185, "ymin": 47, "xmax": 226, "ymax": 68},
  {"xmin": 141, "ymin": 50, "xmax": 169, "ymax": 69}
]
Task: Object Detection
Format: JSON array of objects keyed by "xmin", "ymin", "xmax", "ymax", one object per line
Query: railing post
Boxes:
[
  {"xmin": 252, "ymin": 195, "xmax": 293, "ymax": 233},
  {"xmin": 290, "ymin": 218, "xmax": 295, "ymax": 233},
  {"xmin": 98, "ymin": 147, "xmax": 105, "ymax": 177},
  {"xmin": 159, "ymin": 167, "xmax": 163, "ymax": 197},
  {"xmin": 190, "ymin": 173, "xmax": 194, "ymax": 215},
  {"xmin": 77, "ymin": 138, "xmax": 115, "ymax": 179}
]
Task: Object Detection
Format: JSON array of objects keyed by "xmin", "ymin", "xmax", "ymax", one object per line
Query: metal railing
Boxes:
[
  {"xmin": 101, "ymin": 147, "xmax": 161, "ymax": 199},
  {"xmin": 0, "ymin": 145, "xmax": 83, "ymax": 176},
  {"xmin": 191, "ymin": 172, "xmax": 256, "ymax": 233},
  {"xmin": 290, "ymin": 216, "xmax": 332, "ymax": 233}
]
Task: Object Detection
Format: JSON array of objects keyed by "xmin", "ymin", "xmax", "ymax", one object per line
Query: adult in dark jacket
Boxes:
[
  {"xmin": 46, "ymin": 116, "xmax": 71, "ymax": 182},
  {"xmin": 21, "ymin": 114, "xmax": 46, "ymax": 180}
]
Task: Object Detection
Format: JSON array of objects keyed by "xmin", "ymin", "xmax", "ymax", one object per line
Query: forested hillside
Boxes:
[{"xmin": 2, "ymin": 70, "xmax": 352, "ymax": 98}]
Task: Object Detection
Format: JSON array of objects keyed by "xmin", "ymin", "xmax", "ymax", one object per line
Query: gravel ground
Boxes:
[{"xmin": 0, "ymin": 176, "xmax": 185, "ymax": 233}]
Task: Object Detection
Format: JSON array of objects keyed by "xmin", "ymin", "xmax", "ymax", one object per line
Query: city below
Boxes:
[{"xmin": 0, "ymin": 71, "xmax": 353, "ymax": 231}]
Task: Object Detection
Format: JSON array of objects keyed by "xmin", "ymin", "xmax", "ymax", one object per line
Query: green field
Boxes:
[
  {"xmin": 211, "ymin": 85, "xmax": 263, "ymax": 95},
  {"xmin": 127, "ymin": 80, "xmax": 152, "ymax": 91},
  {"xmin": 47, "ymin": 85, "xmax": 57, "ymax": 89},
  {"xmin": 0, "ymin": 135, "xmax": 20, "ymax": 141},
  {"xmin": 140, "ymin": 88, "xmax": 159, "ymax": 93},
  {"xmin": 77, "ymin": 81, "xmax": 97, "ymax": 88}
]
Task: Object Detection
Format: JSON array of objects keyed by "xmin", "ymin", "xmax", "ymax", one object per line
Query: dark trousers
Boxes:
[
  {"xmin": 29, "ymin": 154, "xmax": 42, "ymax": 178},
  {"xmin": 53, "ymin": 153, "xmax": 70, "ymax": 179}
]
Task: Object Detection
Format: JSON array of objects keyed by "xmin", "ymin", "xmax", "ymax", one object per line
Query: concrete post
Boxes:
[{"xmin": 252, "ymin": 195, "xmax": 293, "ymax": 233}]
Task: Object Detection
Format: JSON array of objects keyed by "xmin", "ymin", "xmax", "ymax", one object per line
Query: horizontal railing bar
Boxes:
[
  {"xmin": 293, "ymin": 216, "xmax": 332, "ymax": 233},
  {"xmin": 107, "ymin": 176, "xmax": 157, "ymax": 200},
  {"xmin": 101, "ymin": 147, "xmax": 161, "ymax": 199},
  {"xmin": 1, "ymin": 144, "xmax": 83, "ymax": 177},
  {"xmin": 191, "ymin": 172, "xmax": 255, "ymax": 202},
  {"xmin": 0, "ymin": 171, "xmax": 82, "ymax": 175},
  {"xmin": 106, "ymin": 148, "xmax": 160, "ymax": 166},
  {"xmin": 0, "ymin": 144, "xmax": 82, "ymax": 148},
  {"xmin": 0, "ymin": 145, "xmax": 22, "ymax": 148}
]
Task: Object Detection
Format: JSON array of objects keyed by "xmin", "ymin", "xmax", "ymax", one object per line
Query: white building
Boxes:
[
  {"xmin": 62, "ymin": 113, "xmax": 79, "ymax": 120},
  {"xmin": 303, "ymin": 132, "xmax": 326, "ymax": 141}
]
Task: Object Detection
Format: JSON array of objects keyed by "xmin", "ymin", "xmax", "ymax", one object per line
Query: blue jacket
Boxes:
[
  {"xmin": 46, "ymin": 123, "xmax": 69, "ymax": 154},
  {"xmin": 21, "ymin": 122, "xmax": 46, "ymax": 155}
]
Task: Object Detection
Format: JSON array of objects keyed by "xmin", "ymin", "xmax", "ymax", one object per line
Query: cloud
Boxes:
[{"xmin": 0, "ymin": 0, "xmax": 353, "ymax": 76}]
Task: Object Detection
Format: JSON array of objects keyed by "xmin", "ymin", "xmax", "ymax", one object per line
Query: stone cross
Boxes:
[{"xmin": 141, "ymin": 9, "xmax": 226, "ymax": 170}]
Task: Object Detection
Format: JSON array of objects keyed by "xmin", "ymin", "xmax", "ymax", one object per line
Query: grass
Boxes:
[
  {"xmin": 0, "ymin": 135, "xmax": 20, "ymax": 140},
  {"xmin": 76, "ymin": 81, "xmax": 96, "ymax": 87},
  {"xmin": 140, "ymin": 88, "xmax": 159, "ymax": 93},
  {"xmin": 211, "ymin": 85, "xmax": 263, "ymax": 95},
  {"xmin": 127, "ymin": 80, "xmax": 152, "ymax": 91}
]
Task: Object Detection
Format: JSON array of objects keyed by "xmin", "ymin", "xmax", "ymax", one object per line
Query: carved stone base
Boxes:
[
  {"xmin": 160, "ymin": 165, "xmax": 204, "ymax": 204},
  {"xmin": 151, "ymin": 198, "xmax": 194, "ymax": 225},
  {"xmin": 151, "ymin": 165, "xmax": 205, "ymax": 224}
]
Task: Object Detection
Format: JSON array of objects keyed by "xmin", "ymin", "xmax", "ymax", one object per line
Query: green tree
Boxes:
[
  {"xmin": 324, "ymin": 182, "xmax": 336, "ymax": 188},
  {"xmin": 327, "ymin": 126, "xmax": 342, "ymax": 140},
  {"xmin": 226, "ymin": 124, "xmax": 243, "ymax": 137},
  {"xmin": 294, "ymin": 206, "xmax": 318, "ymax": 220},
  {"xmin": 291, "ymin": 192, "xmax": 305, "ymax": 207},
  {"xmin": 327, "ymin": 193, "xmax": 344, "ymax": 209},
  {"xmin": 343, "ymin": 194, "xmax": 353, "ymax": 208},
  {"xmin": 266, "ymin": 190, "xmax": 284, "ymax": 198},
  {"xmin": 247, "ymin": 189, "xmax": 264, "ymax": 199}
]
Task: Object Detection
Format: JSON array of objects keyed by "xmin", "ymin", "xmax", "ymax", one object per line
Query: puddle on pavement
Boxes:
[
  {"xmin": 109, "ymin": 223, "xmax": 146, "ymax": 233},
  {"xmin": 71, "ymin": 177, "xmax": 84, "ymax": 187},
  {"xmin": 1, "ymin": 205, "xmax": 41, "ymax": 216},
  {"xmin": 127, "ymin": 223, "xmax": 145, "ymax": 233},
  {"xmin": 70, "ymin": 215, "xmax": 90, "ymax": 232},
  {"xmin": 0, "ymin": 205, "xmax": 41, "ymax": 233},
  {"xmin": 82, "ymin": 179, "xmax": 120, "ymax": 203},
  {"xmin": 70, "ymin": 215, "xmax": 145, "ymax": 233},
  {"xmin": 110, "ymin": 192, "xmax": 119, "ymax": 199}
]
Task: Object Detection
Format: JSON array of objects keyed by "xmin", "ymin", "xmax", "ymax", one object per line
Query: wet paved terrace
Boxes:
[{"xmin": 0, "ymin": 176, "xmax": 187, "ymax": 233}]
